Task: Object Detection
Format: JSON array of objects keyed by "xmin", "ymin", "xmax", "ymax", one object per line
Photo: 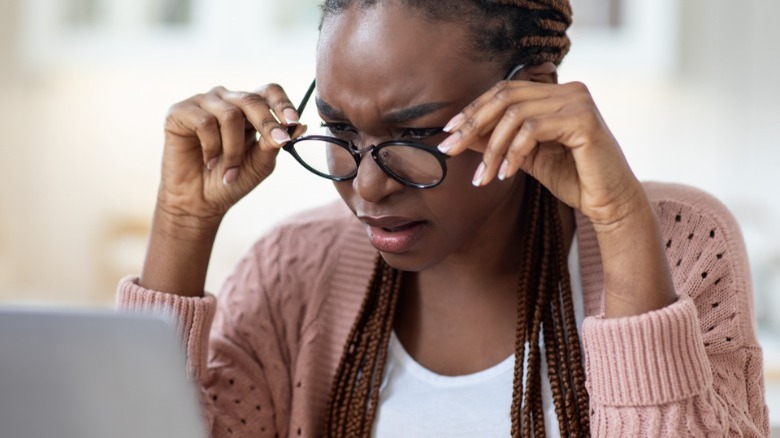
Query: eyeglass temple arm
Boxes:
[
  {"xmin": 504, "ymin": 64, "xmax": 526, "ymax": 81},
  {"xmin": 287, "ymin": 79, "xmax": 317, "ymax": 136}
]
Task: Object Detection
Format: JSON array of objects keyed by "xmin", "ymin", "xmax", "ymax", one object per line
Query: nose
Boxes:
[{"xmin": 353, "ymin": 146, "xmax": 405, "ymax": 203}]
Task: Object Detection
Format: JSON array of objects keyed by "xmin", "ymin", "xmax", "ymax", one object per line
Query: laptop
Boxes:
[{"xmin": 0, "ymin": 309, "xmax": 206, "ymax": 438}]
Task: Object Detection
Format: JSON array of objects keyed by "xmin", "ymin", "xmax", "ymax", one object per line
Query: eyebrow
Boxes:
[{"xmin": 315, "ymin": 98, "xmax": 453, "ymax": 124}]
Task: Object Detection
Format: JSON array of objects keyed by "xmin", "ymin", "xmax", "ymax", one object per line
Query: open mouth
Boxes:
[
  {"xmin": 359, "ymin": 217, "xmax": 427, "ymax": 254},
  {"xmin": 382, "ymin": 222, "xmax": 423, "ymax": 232}
]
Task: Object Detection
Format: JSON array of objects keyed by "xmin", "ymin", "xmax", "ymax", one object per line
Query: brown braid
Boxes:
[{"xmin": 324, "ymin": 255, "xmax": 402, "ymax": 436}]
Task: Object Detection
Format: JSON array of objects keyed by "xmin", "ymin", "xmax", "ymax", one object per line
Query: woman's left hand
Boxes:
[
  {"xmin": 438, "ymin": 79, "xmax": 643, "ymax": 229},
  {"xmin": 438, "ymin": 78, "xmax": 679, "ymax": 317}
]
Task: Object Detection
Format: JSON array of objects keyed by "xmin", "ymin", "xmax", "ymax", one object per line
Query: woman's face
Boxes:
[{"xmin": 317, "ymin": 2, "xmax": 527, "ymax": 272}]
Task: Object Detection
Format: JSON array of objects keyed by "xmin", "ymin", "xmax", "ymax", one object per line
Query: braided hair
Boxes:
[{"xmin": 320, "ymin": 1, "xmax": 588, "ymax": 436}]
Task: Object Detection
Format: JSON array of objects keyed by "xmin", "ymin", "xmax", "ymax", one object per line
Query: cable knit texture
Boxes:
[{"xmin": 116, "ymin": 182, "xmax": 769, "ymax": 437}]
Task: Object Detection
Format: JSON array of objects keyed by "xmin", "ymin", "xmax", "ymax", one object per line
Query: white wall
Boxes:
[{"xmin": 0, "ymin": 0, "xmax": 778, "ymax": 312}]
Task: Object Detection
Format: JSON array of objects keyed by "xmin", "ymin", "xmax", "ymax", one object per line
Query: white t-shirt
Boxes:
[{"xmin": 373, "ymin": 238, "xmax": 584, "ymax": 437}]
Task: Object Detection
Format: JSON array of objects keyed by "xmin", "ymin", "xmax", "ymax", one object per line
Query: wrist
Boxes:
[
  {"xmin": 152, "ymin": 202, "xmax": 223, "ymax": 242},
  {"xmin": 589, "ymin": 181, "xmax": 651, "ymax": 236},
  {"xmin": 139, "ymin": 204, "xmax": 221, "ymax": 297},
  {"xmin": 590, "ymin": 188, "xmax": 678, "ymax": 318}
]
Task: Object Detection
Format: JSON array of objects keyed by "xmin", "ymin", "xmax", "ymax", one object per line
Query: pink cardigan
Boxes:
[{"xmin": 117, "ymin": 182, "xmax": 769, "ymax": 437}]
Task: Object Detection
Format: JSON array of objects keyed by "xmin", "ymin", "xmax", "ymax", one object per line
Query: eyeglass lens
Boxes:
[{"xmin": 291, "ymin": 139, "xmax": 444, "ymax": 186}]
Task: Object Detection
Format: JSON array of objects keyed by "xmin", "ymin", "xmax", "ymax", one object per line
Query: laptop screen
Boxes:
[{"xmin": 0, "ymin": 309, "xmax": 205, "ymax": 438}]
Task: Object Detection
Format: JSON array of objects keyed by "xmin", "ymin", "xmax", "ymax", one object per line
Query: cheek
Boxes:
[
  {"xmin": 425, "ymin": 152, "xmax": 517, "ymax": 230},
  {"xmin": 333, "ymin": 180, "xmax": 355, "ymax": 213},
  {"xmin": 444, "ymin": 150, "xmax": 483, "ymax": 186}
]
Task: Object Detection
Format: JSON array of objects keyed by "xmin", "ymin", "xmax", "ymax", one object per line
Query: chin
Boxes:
[{"xmin": 378, "ymin": 250, "xmax": 442, "ymax": 273}]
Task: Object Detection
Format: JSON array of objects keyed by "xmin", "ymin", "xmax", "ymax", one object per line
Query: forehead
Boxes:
[{"xmin": 316, "ymin": 3, "xmax": 502, "ymax": 118}]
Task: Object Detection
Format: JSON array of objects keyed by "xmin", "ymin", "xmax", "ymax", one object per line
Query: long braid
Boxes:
[
  {"xmin": 554, "ymin": 211, "xmax": 590, "ymax": 435},
  {"xmin": 522, "ymin": 180, "xmax": 552, "ymax": 438},
  {"xmin": 542, "ymin": 288, "xmax": 569, "ymax": 436},
  {"xmin": 541, "ymin": 197, "xmax": 571, "ymax": 436},
  {"xmin": 517, "ymin": 180, "xmax": 543, "ymax": 434},
  {"xmin": 510, "ymin": 178, "xmax": 543, "ymax": 436},
  {"xmin": 547, "ymin": 191, "xmax": 577, "ymax": 436},
  {"xmin": 551, "ymin": 199, "xmax": 590, "ymax": 435},
  {"xmin": 323, "ymin": 255, "xmax": 402, "ymax": 436}
]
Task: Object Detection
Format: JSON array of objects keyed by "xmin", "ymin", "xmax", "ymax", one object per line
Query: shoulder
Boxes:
[
  {"xmin": 247, "ymin": 200, "xmax": 364, "ymax": 260},
  {"xmin": 646, "ymin": 182, "xmax": 757, "ymax": 349},
  {"xmin": 216, "ymin": 200, "xmax": 374, "ymax": 340},
  {"xmin": 578, "ymin": 182, "xmax": 757, "ymax": 348},
  {"xmin": 222, "ymin": 199, "xmax": 373, "ymax": 310},
  {"xmin": 643, "ymin": 181, "xmax": 741, "ymax": 236},
  {"xmin": 642, "ymin": 182, "xmax": 748, "ymax": 272},
  {"xmin": 235, "ymin": 200, "xmax": 372, "ymax": 289}
]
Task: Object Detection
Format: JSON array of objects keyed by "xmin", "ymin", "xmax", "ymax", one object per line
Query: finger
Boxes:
[
  {"xmin": 254, "ymin": 83, "xmax": 299, "ymax": 127},
  {"xmin": 502, "ymin": 114, "xmax": 574, "ymax": 180},
  {"xmin": 458, "ymin": 80, "xmax": 552, "ymax": 133},
  {"xmin": 216, "ymin": 89, "xmax": 292, "ymax": 151},
  {"xmin": 198, "ymin": 92, "xmax": 248, "ymax": 174},
  {"xmin": 243, "ymin": 123, "xmax": 309, "ymax": 184},
  {"xmin": 438, "ymin": 81, "xmax": 555, "ymax": 156},
  {"xmin": 476, "ymin": 98, "xmax": 566, "ymax": 186},
  {"xmin": 167, "ymin": 101, "xmax": 222, "ymax": 169}
]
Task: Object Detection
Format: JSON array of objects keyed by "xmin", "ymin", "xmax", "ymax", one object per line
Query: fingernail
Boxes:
[
  {"xmin": 283, "ymin": 108, "xmax": 299, "ymax": 124},
  {"xmin": 437, "ymin": 131, "xmax": 461, "ymax": 153},
  {"xmin": 270, "ymin": 128, "xmax": 291, "ymax": 144},
  {"xmin": 223, "ymin": 167, "xmax": 239, "ymax": 185},
  {"xmin": 498, "ymin": 159, "xmax": 509, "ymax": 181},
  {"xmin": 472, "ymin": 162, "xmax": 486, "ymax": 187},
  {"xmin": 443, "ymin": 113, "xmax": 464, "ymax": 133},
  {"xmin": 206, "ymin": 156, "xmax": 219, "ymax": 171}
]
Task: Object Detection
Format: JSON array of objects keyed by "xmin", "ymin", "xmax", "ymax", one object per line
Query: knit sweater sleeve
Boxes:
[
  {"xmin": 116, "ymin": 211, "xmax": 345, "ymax": 438},
  {"xmin": 581, "ymin": 183, "xmax": 769, "ymax": 437}
]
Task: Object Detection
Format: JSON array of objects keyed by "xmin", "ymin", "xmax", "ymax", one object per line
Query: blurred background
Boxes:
[{"xmin": 1, "ymin": 0, "xmax": 779, "ymax": 430}]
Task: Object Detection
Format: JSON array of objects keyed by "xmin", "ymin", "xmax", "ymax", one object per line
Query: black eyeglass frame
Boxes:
[{"xmin": 282, "ymin": 80, "xmax": 450, "ymax": 189}]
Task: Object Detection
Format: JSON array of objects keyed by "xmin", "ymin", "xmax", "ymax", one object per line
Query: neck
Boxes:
[
  {"xmin": 393, "ymin": 185, "xmax": 576, "ymax": 375},
  {"xmin": 415, "ymin": 186, "xmax": 576, "ymax": 300}
]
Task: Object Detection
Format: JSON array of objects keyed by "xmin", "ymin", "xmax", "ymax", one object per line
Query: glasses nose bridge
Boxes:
[
  {"xmin": 349, "ymin": 141, "xmax": 384, "ymax": 168},
  {"xmin": 350, "ymin": 142, "xmax": 376, "ymax": 156}
]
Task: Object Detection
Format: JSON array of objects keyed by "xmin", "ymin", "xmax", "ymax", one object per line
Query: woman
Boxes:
[{"xmin": 119, "ymin": 0, "xmax": 769, "ymax": 436}]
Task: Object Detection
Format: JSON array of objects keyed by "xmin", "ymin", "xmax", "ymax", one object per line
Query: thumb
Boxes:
[{"xmin": 246, "ymin": 123, "xmax": 308, "ymax": 181}]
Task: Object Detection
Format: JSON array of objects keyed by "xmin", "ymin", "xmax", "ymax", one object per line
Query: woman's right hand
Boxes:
[
  {"xmin": 140, "ymin": 83, "xmax": 306, "ymax": 296},
  {"xmin": 158, "ymin": 83, "xmax": 306, "ymax": 223}
]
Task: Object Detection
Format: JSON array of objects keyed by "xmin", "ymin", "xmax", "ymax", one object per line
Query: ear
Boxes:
[{"xmin": 514, "ymin": 62, "xmax": 558, "ymax": 84}]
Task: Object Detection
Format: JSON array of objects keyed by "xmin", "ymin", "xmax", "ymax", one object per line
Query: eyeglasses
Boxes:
[
  {"xmin": 282, "ymin": 65, "xmax": 525, "ymax": 189},
  {"xmin": 282, "ymin": 80, "xmax": 450, "ymax": 189}
]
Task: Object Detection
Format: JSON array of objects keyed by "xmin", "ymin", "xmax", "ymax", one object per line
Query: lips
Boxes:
[{"xmin": 359, "ymin": 216, "xmax": 427, "ymax": 254}]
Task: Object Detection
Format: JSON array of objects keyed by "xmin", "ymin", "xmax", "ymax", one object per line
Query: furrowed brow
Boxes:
[
  {"xmin": 383, "ymin": 102, "xmax": 452, "ymax": 124},
  {"xmin": 315, "ymin": 97, "xmax": 345, "ymax": 120},
  {"xmin": 314, "ymin": 99, "xmax": 453, "ymax": 124}
]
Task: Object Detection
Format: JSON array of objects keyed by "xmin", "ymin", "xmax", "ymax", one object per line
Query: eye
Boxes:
[
  {"xmin": 320, "ymin": 122, "xmax": 356, "ymax": 136},
  {"xmin": 401, "ymin": 127, "xmax": 445, "ymax": 141}
]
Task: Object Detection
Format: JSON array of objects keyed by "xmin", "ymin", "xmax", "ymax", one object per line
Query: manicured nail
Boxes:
[
  {"xmin": 283, "ymin": 108, "xmax": 299, "ymax": 124},
  {"xmin": 206, "ymin": 156, "xmax": 219, "ymax": 171},
  {"xmin": 270, "ymin": 128, "xmax": 291, "ymax": 144},
  {"xmin": 437, "ymin": 131, "xmax": 461, "ymax": 153},
  {"xmin": 472, "ymin": 162, "xmax": 486, "ymax": 187},
  {"xmin": 223, "ymin": 167, "xmax": 239, "ymax": 185},
  {"xmin": 443, "ymin": 113, "xmax": 464, "ymax": 133},
  {"xmin": 498, "ymin": 159, "xmax": 510, "ymax": 181}
]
